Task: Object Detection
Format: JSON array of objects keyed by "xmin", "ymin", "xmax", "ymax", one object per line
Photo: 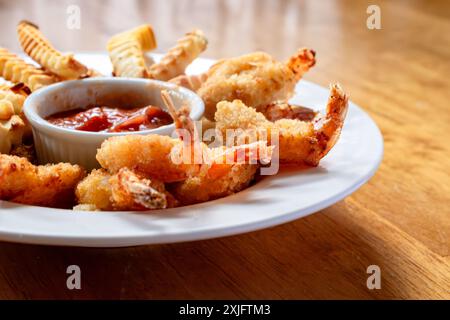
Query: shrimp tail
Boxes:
[
  {"xmin": 313, "ymin": 83, "xmax": 348, "ymax": 161},
  {"xmin": 111, "ymin": 168, "xmax": 168, "ymax": 210},
  {"xmin": 286, "ymin": 48, "xmax": 316, "ymax": 81}
]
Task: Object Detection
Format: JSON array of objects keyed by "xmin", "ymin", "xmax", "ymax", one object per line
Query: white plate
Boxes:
[{"xmin": 0, "ymin": 53, "xmax": 383, "ymax": 247}]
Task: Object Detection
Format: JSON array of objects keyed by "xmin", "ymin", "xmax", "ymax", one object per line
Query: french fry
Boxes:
[
  {"xmin": 148, "ymin": 29, "xmax": 207, "ymax": 81},
  {"xmin": 0, "ymin": 82, "xmax": 31, "ymax": 96},
  {"xmin": 0, "ymin": 89, "xmax": 26, "ymax": 117},
  {"xmin": 0, "ymin": 100, "xmax": 14, "ymax": 120},
  {"xmin": 17, "ymin": 20, "xmax": 88, "ymax": 79},
  {"xmin": 0, "ymin": 115, "xmax": 27, "ymax": 154},
  {"xmin": 0, "ymin": 47, "xmax": 58, "ymax": 91},
  {"xmin": 107, "ymin": 24, "xmax": 157, "ymax": 78}
]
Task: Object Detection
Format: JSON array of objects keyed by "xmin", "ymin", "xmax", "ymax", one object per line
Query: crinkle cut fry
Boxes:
[
  {"xmin": 0, "ymin": 47, "xmax": 58, "ymax": 91},
  {"xmin": 17, "ymin": 20, "xmax": 88, "ymax": 79},
  {"xmin": 0, "ymin": 154, "xmax": 85, "ymax": 207},
  {"xmin": 148, "ymin": 29, "xmax": 207, "ymax": 81},
  {"xmin": 107, "ymin": 24, "xmax": 157, "ymax": 78}
]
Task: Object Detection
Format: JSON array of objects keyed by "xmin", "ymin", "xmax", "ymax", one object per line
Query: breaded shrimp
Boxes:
[
  {"xmin": 257, "ymin": 101, "xmax": 317, "ymax": 122},
  {"xmin": 96, "ymin": 134, "xmax": 200, "ymax": 182},
  {"xmin": 96, "ymin": 92, "xmax": 266, "ymax": 182},
  {"xmin": 198, "ymin": 48, "xmax": 316, "ymax": 119},
  {"xmin": 170, "ymin": 163, "xmax": 258, "ymax": 205},
  {"xmin": 215, "ymin": 84, "xmax": 348, "ymax": 166},
  {"xmin": 96, "ymin": 91, "xmax": 274, "ymax": 206},
  {"xmin": 170, "ymin": 141, "xmax": 273, "ymax": 205},
  {"xmin": 0, "ymin": 155, "xmax": 85, "ymax": 207},
  {"xmin": 75, "ymin": 168, "xmax": 177, "ymax": 211}
]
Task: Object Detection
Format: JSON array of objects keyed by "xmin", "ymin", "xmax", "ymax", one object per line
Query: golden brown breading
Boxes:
[
  {"xmin": 199, "ymin": 48, "xmax": 315, "ymax": 119},
  {"xmin": 170, "ymin": 164, "xmax": 258, "ymax": 205},
  {"xmin": 76, "ymin": 168, "xmax": 178, "ymax": 211},
  {"xmin": 17, "ymin": 20, "xmax": 88, "ymax": 79},
  {"xmin": 0, "ymin": 47, "xmax": 58, "ymax": 91},
  {"xmin": 215, "ymin": 84, "xmax": 348, "ymax": 166},
  {"xmin": 96, "ymin": 134, "xmax": 200, "ymax": 183},
  {"xmin": 107, "ymin": 24, "xmax": 157, "ymax": 78},
  {"xmin": 0, "ymin": 154, "xmax": 85, "ymax": 207},
  {"xmin": 75, "ymin": 169, "xmax": 113, "ymax": 210},
  {"xmin": 148, "ymin": 29, "xmax": 207, "ymax": 81}
]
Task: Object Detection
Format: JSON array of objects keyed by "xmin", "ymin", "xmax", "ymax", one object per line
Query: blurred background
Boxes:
[
  {"xmin": 0, "ymin": 0, "xmax": 448, "ymax": 109},
  {"xmin": 0, "ymin": 0, "xmax": 448, "ymax": 299}
]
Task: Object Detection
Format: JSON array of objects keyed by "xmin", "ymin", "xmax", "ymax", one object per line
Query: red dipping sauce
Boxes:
[{"xmin": 46, "ymin": 105, "xmax": 173, "ymax": 132}]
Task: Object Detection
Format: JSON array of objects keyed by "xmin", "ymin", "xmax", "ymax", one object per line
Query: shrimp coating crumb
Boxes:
[
  {"xmin": 76, "ymin": 168, "xmax": 178, "ymax": 211},
  {"xmin": 215, "ymin": 84, "xmax": 348, "ymax": 166},
  {"xmin": 0, "ymin": 154, "xmax": 85, "ymax": 207},
  {"xmin": 199, "ymin": 48, "xmax": 315, "ymax": 119},
  {"xmin": 75, "ymin": 169, "xmax": 113, "ymax": 210}
]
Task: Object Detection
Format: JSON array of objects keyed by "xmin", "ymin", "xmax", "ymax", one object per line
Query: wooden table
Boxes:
[{"xmin": 0, "ymin": 0, "xmax": 449, "ymax": 299}]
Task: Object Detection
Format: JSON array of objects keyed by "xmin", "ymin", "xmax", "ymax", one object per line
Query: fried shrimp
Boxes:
[
  {"xmin": 199, "ymin": 48, "xmax": 316, "ymax": 119},
  {"xmin": 169, "ymin": 167, "xmax": 257, "ymax": 205},
  {"xmin": 96, "ymin": 134, "xmax": 198, "ymax": 182},
  {"xmin": 96, "ymin": 91, "xmax": 274, "ymax": 207},
  {"xmin": 257, "ymin": 101, "xmax": 317, "ymax": 122},
  {"xmin": 107, "ymin": 24, "xmax": 157, "ymax": 78},
  {"xmin": 215, "ymin": 83, "xmax": 348, "ymax": 166},
  {"xmin": 170, "ymin": 141, "xmax": 272, "ymax": 205},
  {"xmin": 148, "ymin": 29, "xmax": 208, "ymax": 81},
  {"xmin": 75, "ymin": 168, "xmax": 177, "ymax": 211},
  {"xmin": 0, "ymin": 155, "xmax": 85, "ymax": 207},
  {"xmin": 17, "ymin": 20, "xmax": 89, "ymax": 79},
  {"xmin": 0, "ymin": 47, "xmax": 58, "ymax": 91},
  {"xmin": 96, "ymin": 90, "xmax": 205, "ymax": 182}
]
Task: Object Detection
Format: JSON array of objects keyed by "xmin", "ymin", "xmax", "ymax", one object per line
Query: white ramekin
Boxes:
[{"xmin": 24, "ymin": 78, "xmax": 204, "ymax": 170}]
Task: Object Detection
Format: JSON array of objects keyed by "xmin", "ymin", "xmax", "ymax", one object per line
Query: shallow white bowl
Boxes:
[{"xmin": 23, "ymin": 78, "xmax": 204, "ymax": 170}]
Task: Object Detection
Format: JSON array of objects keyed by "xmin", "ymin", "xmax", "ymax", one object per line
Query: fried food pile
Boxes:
[{"xmin": 0, "ymin": 21, "xmax": 349, "ymax": 211}]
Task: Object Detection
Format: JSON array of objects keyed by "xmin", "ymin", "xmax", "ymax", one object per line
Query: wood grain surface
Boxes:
[{"xmin": 0, "ymin": 0, "xmax": 449, "ymax": 299}]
